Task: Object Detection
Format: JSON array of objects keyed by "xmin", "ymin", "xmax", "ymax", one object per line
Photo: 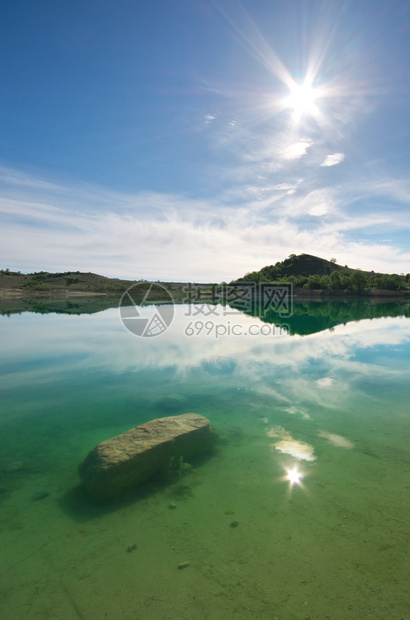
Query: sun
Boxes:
[
  {"xmin": 284, "ymin": 79, "xmax": 321, "ymax": 120},
  {"xmin": 288, "ymin": 83, "xmax": 317, "ymax": 112}
]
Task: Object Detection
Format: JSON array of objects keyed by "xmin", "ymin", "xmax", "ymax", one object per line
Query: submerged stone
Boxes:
[
  {"xmin": 4, "ymin": 460, "xmax": 23, "ymax": 473},
  {"xmin": 32, "ymin": 491, "xmax": 49, "ymax": 501},
  {"xmin": 78, "ymin": 413, "xmax": 218, "ymax": 500}
]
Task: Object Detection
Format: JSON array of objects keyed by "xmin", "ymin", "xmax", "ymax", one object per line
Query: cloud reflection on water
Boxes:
[{"xmin": 0, "ymin": 308, "xmax": 409, "ymax": 408}]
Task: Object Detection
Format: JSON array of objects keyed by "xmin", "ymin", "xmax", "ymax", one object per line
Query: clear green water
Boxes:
[{"xmin": 0, "ymin": 301, "xmax": 409, "ymax": 619}]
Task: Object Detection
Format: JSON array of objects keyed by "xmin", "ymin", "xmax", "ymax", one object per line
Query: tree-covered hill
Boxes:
[{"xmin": 233, "ymin": 253, "xmax": 409, "ymax": 293}]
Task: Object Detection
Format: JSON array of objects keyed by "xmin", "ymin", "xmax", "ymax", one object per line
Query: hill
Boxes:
[
  {"xmin": 236, "ymin": 253, "xmax": 366, "ymax": 280},
  {"xmin": 0, "ymin": 269, "xmax": 188, "ymax": 299},
  {"xmin": 233, "ymin": 253, "xmax": 409, "ymax": 293}
]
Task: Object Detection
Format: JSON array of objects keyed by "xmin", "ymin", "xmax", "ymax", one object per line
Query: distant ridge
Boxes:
[{"xmin": 0, "ymin": 269, "xmax": 187, "ymax": 299}]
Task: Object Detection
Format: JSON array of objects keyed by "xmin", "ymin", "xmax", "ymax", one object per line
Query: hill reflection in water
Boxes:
[
  {"xmin": 230, "ymin": 298, "xmax": 410, "ymax": 336},
  {"xmin": 1, "ymin": 296, "xmax": 409, "ymax": 337}
]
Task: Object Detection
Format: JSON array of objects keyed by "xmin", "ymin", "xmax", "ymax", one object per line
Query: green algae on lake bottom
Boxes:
[{"xmin": 0, "ymin": 302, "xmax": 409, "ymax": 619}]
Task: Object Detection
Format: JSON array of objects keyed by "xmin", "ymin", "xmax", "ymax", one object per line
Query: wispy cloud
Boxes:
[
  {"xmin": 204, "ymin": 113, "xmax": 216, "ymax": 123},
  {"xmin": 0, "ymin": 165, "xmax": 65, "ymax": 192}
]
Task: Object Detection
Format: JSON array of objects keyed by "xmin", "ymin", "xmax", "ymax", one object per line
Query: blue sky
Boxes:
[{"xmin": 1, "ymin": 0, "xmax": 410, "ymax": 280}]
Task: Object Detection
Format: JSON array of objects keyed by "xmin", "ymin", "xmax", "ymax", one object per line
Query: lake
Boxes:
[{"xmin": 0, "ymin": 298, "xmax": 409, "ymax": 619}]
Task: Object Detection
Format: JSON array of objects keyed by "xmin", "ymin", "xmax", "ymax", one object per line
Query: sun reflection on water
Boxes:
[{"xmin": 287, "ymin": 467, "xmax": 302, "ymax": 486}]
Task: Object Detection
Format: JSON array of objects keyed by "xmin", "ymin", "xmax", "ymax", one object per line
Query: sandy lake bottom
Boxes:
[{"xmin": 0, "ymin": 304, "xmax": 409, "ymax": 619}]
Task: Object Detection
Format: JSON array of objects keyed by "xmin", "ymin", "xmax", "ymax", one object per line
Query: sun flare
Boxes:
[{"xmin": 285, "ymin": 80, "xmax": 320, "ymax": 120}]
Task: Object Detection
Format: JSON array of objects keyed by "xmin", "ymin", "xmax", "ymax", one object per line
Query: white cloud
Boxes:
[
  {"xmin": 1, "ymin": 166, "xmax": 410, "ymax": 280},
  {"xmin": 320, "ymin": 153, "xmax": 345, "ymax": 167},
  {"xmin": 309, "ymin": 203, "xmax": 329, "ymax": 217},
  {"xmin": 281, "ymin": 141, "xmax": 312, "ymax": 160},
  {"xmin": 277, "ymin": 187, "xmax": 335, "ymax": 219},
  {"xmin": 204, "ymin": 113, "xmax": 216, "ymax": 123}
]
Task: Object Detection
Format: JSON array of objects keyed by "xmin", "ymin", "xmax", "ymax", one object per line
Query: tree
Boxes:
[
  {"xmin": 330, "ymin": 270, "xmax": 341, "ymax": 290},
  {"xmin": 350, "ymin": 270, "xmax": 368, "ymax": 290},
  {"xmin": 307, "ymin": 274, "xmax": 321, "ymax": 289},
  {"xmin": 369, "ymin": 275, "xmax": 379, "ymax": 289},
  {"xmin": 374, "ymin": 275, "xmax": 386, "ymax": 289},
  {"xmin": 340, "ymin": 274, "xmax": 351, "ymax": 290},
  {"xmin": 384, "ymin": 275, "xmax": 403, "ymax": 290},
  {"xmin": 320, "ymin": 275, "xmax": 331, "ymax": 289},
  {"xmin": 296, "ymin": 276, "xmax": 308, "ymax": 288},
  {"xmin": 330, "ymin": 257, "xmax": 337, "ymax": 264}
]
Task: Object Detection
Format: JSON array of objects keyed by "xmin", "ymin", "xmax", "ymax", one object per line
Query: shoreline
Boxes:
[
  {"xmin": 0, "ymin": 287, "xmax": 408, "ymax": 300},
  {"xmin": 0, "ymin": 289, "xmax": 110, "ymax": 298}
]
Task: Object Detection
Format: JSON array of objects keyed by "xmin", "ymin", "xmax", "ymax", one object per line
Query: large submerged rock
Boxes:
[{"xmin": 78, "ymin": 413, "xmax": 218, "ymax": 500}]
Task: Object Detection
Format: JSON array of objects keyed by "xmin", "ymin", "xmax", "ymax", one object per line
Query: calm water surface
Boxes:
[{"xmin": 0, "ymin": 301, "xmax": 409, "ymax": 619}]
